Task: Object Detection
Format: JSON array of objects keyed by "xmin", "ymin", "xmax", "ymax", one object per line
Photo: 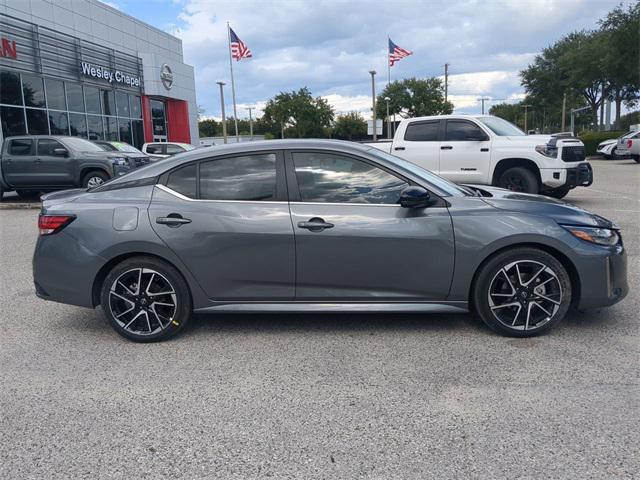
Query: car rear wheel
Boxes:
[
  {"xmin": 473, "ymin": 248, "xmax": 572, "ymax": 337},
  {"xmin": 497, "ymin": 167, "xmax": 539, "ymax": 194},
  {"xmin": 100, "ymin": 256, "xmax": 192, "ymax": 342},
  {"xmin": 82, "ymin": 170, "xmax": 109, "ymax": 188}
]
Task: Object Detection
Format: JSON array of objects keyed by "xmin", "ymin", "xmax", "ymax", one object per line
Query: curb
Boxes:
[{"xmin": 0, "ymin": 202, "xmax": 41, "ymax": 210}]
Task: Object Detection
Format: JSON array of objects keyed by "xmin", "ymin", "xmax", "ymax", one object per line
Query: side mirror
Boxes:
[
  {"xmin": 400, "ymin": 186, "xmax": 431, "ymax": 209},
  {"xmin": 53, "ymin": 147, "xmax": 68, "ymax": 157}
]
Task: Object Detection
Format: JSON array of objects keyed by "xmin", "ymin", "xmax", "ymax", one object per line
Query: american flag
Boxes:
[
  {"xmin": 230, "ymin": 28, "xmax": 252, "ymax": 61},
  {"xmin": 388, "ymin": 38, "xmax": 412, "ymax": 67}
]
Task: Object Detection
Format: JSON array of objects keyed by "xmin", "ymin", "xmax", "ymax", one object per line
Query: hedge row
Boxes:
[{"xmin": 578, "ymin": 131, "xmax": 626, "ymax": 155}]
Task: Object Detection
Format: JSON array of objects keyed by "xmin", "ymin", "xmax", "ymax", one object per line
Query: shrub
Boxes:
[{"xmin": 578, "ymin": 131, "xmax": 626, "ymax": 155}]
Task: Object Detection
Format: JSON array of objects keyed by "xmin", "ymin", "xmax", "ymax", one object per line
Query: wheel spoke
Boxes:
[
  {"xmin": 491, "ymin": 301, "xmax": 520, "ymax": 310},
  {"xmin": 524, "ymin": 265, "xmax": 547, "ymax": 286},
  {"xmin": 536, "ymin": 293, "xmax": 561, "ymax": 305},
  {"xmin": 145, "ymin": 273, "xmax": 156, "ymax": 296},
  {"xmin": 511, "ymin": 304, "xmax": 522, "ymax": 326},
  {"xmin": 134, "ymin": 268, "xmax": 142, "ymax": 295},
  {"xmin": 148, "ymin": 290, "xmax": 175, "ymax": 297},
  {"xmin": 115, "ymin": 304, "xmax": 135, "ymax": 319},
  {"xmin": 490, "ymin": 293, "xmax": 513, "ymax": 297},
  {"xmin": 531, "ymin": 301, "xmax": 553, "ymax": 317},
  {"xmin": 149, "ymin": 305, "xmax": 166, "ymax": 329},
  {"xmin": 124, "ymin": 309, "xmax": 145, "ymax": 330},
  {"xmin": 524, "ymin": 302, "xmax": 534, "ymax": 330},
  {"xmin": 500, "ymin": 268, "xmax": 516, "ymax": 293},
  {"xmin": 515, "ymin": 263, "xmax": 524, "ymax": 286},
  {"xmin": 144, "ymin": 311, "xmax": 152, "ymax": 333},
  {"xmin": 118, "ymin": 281, "xmax": 136, "ymax": 296},
  {"xmin": 151, "ymin": 301, "xmax": 174, "ymax": 307},
  {"xmin": 110, "ymin": 291, "xmax": 134, "ymax": 305}
]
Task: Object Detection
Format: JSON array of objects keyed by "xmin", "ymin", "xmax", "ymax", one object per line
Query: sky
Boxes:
[{"xmin": 105, "ymin": 0, "xmax": 627, "ymax": 120}]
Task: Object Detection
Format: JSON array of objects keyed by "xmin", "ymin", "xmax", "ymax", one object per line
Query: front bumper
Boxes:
[
  {"xmin": 575, "ymin": 243, "xmax": 628, "ymax": 310},
  {"xmin": 564, "ymin": 162, "xmax": 593, "ymax": 188}
]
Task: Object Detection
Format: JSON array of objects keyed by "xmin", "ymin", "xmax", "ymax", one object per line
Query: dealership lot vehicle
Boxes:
[
  {"xmin": 615, "ymin": 130, "xmax": 640, "ymax": 162},
  {"xmin": 94, "ymin": 140, "xmax": 152, "ymax": 167},
  {"xmin": 141, "ymin": 141, "xmax": 196, "ymax": 160},
  {"xmin": 33, "ymin": 140, "xmax": 627, "ymax": 342},
  {"xmin": 597, "ymin": 131, "xmax": 640, "ymax": 160},
  {"xmin": 366, "ymin": 115, "xmax": 592, "ymax": 199},
  {"xmin": 0, "ymin": 135, "xmax": 135, "ymax": 200}
]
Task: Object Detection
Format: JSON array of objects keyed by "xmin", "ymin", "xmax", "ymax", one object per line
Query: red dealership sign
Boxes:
[{"xmin": 1, "ymin": 37, "xmax": 17, "ymax": 59}]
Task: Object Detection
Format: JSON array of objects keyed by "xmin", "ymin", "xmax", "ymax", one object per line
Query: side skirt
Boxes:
[{"xmin": 193, "ymin": 302, "xmax": 469, "ymax": 314}]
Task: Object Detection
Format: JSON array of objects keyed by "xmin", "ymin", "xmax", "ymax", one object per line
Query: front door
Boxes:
[
  {"xmin": 287, "ymin": 150, "xmax": 455, "ymax": 301},
  {"xmin": 438, "ymin": 119, "xmax": 491, "ymax": 184},
  {"xmin": 35, "ymin": 138, "xmax": 75, "ymax": 186},
  {"xmin": 149, "ymin": 151, "xmax": 295, "ymax": 301}
]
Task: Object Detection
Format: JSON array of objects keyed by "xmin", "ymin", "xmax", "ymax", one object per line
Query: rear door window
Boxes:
[
  {"xmin": 404, "ymin": 121, "xmax": 440, "ymax": 141},
  {"xmin": 199, "ymin": 154, "xmax": 277, "ymax": 201},
  {"xmin": 166, "ymin": 144, "xmax": 186, "ymax": 155},
  {"xmin": 9, "ymin": 139, "xmax": 34, "ymax": 155},
  {"xmin": 166, "ymin": 164, "xmax": 197, "ymax": 199}
]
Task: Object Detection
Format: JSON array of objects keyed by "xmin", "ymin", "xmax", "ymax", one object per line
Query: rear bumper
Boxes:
[{"xmin": 576, "ymin": 244, "xmax": 628, "ymax": 310}]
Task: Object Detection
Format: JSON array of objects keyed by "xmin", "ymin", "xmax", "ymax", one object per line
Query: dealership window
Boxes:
[
  {"xmin": 87, "ymin": 115, "xmax": 104, "ymax": 140},
  {"xmin": 116, "ymin": 91, "xmax": 130, "ymax": 117},
  {"xmin": 0, "ymin": 70, "xmax": 22, "ymax": 105},
  {"xmin": 132, "ymin": 120, "xmax": 144, "ymax": 149},
  {"xmin": 49, "ymin": 111, "xmax": 69, "ymax": 135},
  {"xmin": 1, "ymin": 106, "xmax": 27, "ymax": 136},
  {"xmin": 85, "ymin": 86, "xmax": 102, "ymax": 115},
  {"xmin": 101, "ymin": 89, "xmax": 115, "ymax": 116},
  {"xmin": 69, "ymin": 113, "xmax": 87, "ymax": 138},
  {"xmin": 151, "ymin": 99, "xmax": 167, "ymax": 137},
  {"xmin": 22, "ymin": 74, "xmax": 46, "ymax": 108},
  {"xmin": 45, "ymin": 78, "xmax": 66, "ymax": 111},
  {"xmin": 66, "ymin": 83, "xmax": 85, "ymax": 113},
  {"xmin": 130, "ymin": 95, "xmax": 142, "ymax": 118},
  {"xmin": 26, "ymin": 109, "xmax": 49, "ymax": 135},
  {"xmin": 104, "ymin": 116, "xmax": 118, "ymax": 141},
  {"xmin": 118, "ymin": 118, "xmax": 132, "ymax": 144}
]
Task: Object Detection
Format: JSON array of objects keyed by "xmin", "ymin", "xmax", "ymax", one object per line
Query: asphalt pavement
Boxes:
[{"xmin": 0, "ymin": 159, "xmax": 638, "ymax": 479}]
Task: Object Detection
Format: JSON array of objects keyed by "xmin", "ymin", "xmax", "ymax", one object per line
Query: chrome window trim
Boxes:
[
  {"xmin": 289, "ymin": 201, "xmax": 401, "ymax": 207},
  {"xmin": 155, "ymin": 184, "xmax": 287, "ymax": 205}
]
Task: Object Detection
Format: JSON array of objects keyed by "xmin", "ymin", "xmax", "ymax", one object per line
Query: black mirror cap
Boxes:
[
  {"xmin": 400, "ymin": 186, "xmax": 432, "ymax": 208},
  {"xmin": 53, "ymin": 148, "xmax": 68, "ymax": 156}
]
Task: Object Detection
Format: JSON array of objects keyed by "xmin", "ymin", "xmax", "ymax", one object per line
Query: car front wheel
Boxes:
[
  {"xmin": 473, "ymin": 248, "xmax": 572, "ymax": 337},
  {"xmin": 100, "ymin": 256, "xmax": 192, "ymax": 342}
]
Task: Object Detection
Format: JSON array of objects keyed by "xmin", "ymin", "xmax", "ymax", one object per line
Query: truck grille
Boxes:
[{"xmin": 561, "ymin": 145, "xmax": 586, "ymax": 163}]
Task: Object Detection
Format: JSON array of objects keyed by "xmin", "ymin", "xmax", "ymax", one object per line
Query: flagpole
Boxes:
[
  {"xmin": 227, "ymin": 22, "xmax": 240, "ymax": 141},
  {"xmin": 387, "ymin": 36, "xmax": 391, "ymax": 89}
]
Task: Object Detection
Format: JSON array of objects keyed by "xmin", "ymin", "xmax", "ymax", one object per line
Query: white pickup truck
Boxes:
[{"xmin": 366, "ymin": 114, "xmax": 593, "ymax": 198}]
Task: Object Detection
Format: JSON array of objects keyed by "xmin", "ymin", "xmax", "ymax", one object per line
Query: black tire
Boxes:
[
  {"xmin": 473, "ymin": 248, "xmax": 572, "ymax": 337},
  {"xmin": 16, "ymin": 189, "xmax": 41, "ymax": 200},
  {"xmin": 634, "ymin": 155, "xmax": 640, "ymax": 164},
  {"xmin": 0, "ymin": 183, "xmax": 4, "ymax": 202},
  {"xmin": 82, "ymin": 170, "xmax": 109, "ymax": 188},
  {"xmin": 497, "ymin": 167, "xmax": 539, "ymax": 194},
  {"xmin": 545, "ymin": 187, "xmax": 571, "ymax": 199},
  {"xmin": 100, "ymin": 256, "xmax": 192, "ymax": 342}
]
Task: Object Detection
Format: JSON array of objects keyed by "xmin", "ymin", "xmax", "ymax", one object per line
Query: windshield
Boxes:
[
  {"xmin": 365, "ymin": 147, "xmax": 469, "ymax": 196},
  {"xmin": 477, "ymin": 116, "xmax": 526, "ymax": 136},
  {"xmin": 111, "ymin": 142, "xmax": 142, "ymax": 153},
  {"xmin": 95, "ymin": 142, "xmax": 117, "ymax": 151},
  {"xmin": 63, "ymin": 137, "xmax": 105, "ymax": 152}
]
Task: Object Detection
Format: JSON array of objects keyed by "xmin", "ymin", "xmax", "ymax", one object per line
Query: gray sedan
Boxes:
[{"xmin": 33, "ymin": 140, "xmax": 628, "ymax": 342}]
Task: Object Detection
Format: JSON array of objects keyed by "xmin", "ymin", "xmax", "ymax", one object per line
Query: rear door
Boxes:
[
  {"xmin": 438, "ymin": 119, "xmax": 491, "ymax": 184},
  {"xmin": 2, "ymin": 138, "xmax": 35, "ymax": 187},
  {"xmin": 149, "ymin": 150, "xmax": 295, "ymax": 301},
  {"xmin": 286, "ymin": 149, "xmax": 455, "ymax": 301},
  {"xmin": 389, "ymin": 119, "xmax": 441, "ymax": 173},
  {"xmin": 35, "ymin": 138, "xmax": 75, "ymax": 186}
]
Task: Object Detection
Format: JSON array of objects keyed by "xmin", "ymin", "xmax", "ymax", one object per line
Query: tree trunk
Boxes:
[{"xmin": 615, "ymin": 92, "xmax": 622, "ymax": 130}]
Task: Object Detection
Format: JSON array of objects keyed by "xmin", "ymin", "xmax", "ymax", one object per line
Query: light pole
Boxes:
[
  {"xmin": 369, "ymin": 70, "xmax": 377, "ymax": 141},
  {"xmin": 521, "ymin": 104, "xmax": 532, "ymax": 133},
  {"xmin": 478, "ymin": 96, "xmax": 490, "ymax": 115},
  {"xmin": 216, "ymin": 81, "xmax": 227, "ymax": 144},
  {"xmin": 246, "ymin": 107, "xmax": 254, "ymax": 141},
  {"xmin": 384, "ymin": 96, "xmax": 391, "ymax": 139}
]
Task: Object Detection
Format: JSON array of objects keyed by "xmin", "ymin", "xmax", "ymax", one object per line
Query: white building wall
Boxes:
[{"xmin": 1, "ymin": 0, "xmax": 199, "ymax": 144}]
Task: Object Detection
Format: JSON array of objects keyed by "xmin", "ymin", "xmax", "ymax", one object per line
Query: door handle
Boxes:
[
  {"xmin": 35, "ymin": 159, "xmax": 42, "ymax": 164},
  {"xmin": 441, "ymin": 145, "xmax": 453, "ymax": 150},
  {"xmin": 156, "ymin": 214, "xmax": 192, "ymax": 227},
  {"xmin": 480, "ymin": 148, "xmax": 489, "ymax": 152},
  {"xmin": 297, "ymin": 217, "xmax": 334, "ymax": 232},
  {"xmin": 394, "ymin": 146, "xmax": 405, "ymax": 151}
]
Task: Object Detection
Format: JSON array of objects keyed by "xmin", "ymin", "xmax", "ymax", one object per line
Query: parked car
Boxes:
[
  {"xmin": 365, "ymin": 115, "xmax": 592, "ymax": 199},
  {"xmin": 33, "ymin": 139, "xmax": 627, "ymax": 342},
  {"xmin": 0, "ymin": 135, "xmax": 134, "ymax": 200},
  {"xmin": 94, "ymin": 140, "xmax": 152, "ymax": 168},
  {"xmin": 614, "ymin": 131, "xmax": 640, "ymax": 162},
  {"xmin": 596, "ymin": 131, "xmax": 638, "ymax": 159},
  {"xmin": 141, "ymin": 142, "xmax": 195, "ymax": 160}
]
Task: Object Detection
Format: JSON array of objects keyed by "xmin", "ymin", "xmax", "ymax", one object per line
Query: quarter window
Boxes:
[
  {"xmin": 9, "ymin": 139, "xmax": 33, "ymax": 155},
  {"xmin": 200, "ymin": 154, "xmax": 277, "ymax": 201},
  {"xmin": 404, "ymin": 121, "xmax": 439, "ymax": 141},
  {"xmin": 166, "ymin": 164, "xmax": 197, "ymax": 199},
  {"xmin": 445, "ymin": 120, "xmax": 486, "ymax": 141},
  {"xmin": 292, "ymin": 152, "xmax": 408, "ymax": 204}
]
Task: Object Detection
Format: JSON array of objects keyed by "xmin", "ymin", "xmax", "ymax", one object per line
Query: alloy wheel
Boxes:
[
  {"xmin": 108, "ymin": 268, "xmax": 178, "ymax": 336},
  {"xmin": 87, "ymin": 176, "xmax": 105, "ymax": 188},
  {"xmin": 487, "ymin": 260, "xmax": 562, "ymax": 331}
]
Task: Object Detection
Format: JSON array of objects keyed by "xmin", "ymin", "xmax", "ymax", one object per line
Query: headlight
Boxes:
[
  {"xmin": 112, "ymin": 157, "xmax": 128, "ymax": 166},
  {"xmin": 535, "ymin": 144, "xmax": 558, "ymax": 158},
  {"xmin": 563, "ymin": 225, "xmax": 620, "ymax": 246}
]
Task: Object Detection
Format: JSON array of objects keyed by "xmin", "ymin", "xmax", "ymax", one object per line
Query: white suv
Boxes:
[{"xmin": 141, "ymin": 142, "xmax": 195, "ymax": 160}]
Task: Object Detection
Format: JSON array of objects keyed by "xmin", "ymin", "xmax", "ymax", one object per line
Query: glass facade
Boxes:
[{"xmin": 0, "ymin": 68, "xmax": 144, "ymax": 148}]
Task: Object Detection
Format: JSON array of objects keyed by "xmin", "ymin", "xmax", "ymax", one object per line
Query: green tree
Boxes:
[
  {"xmin": 332, "ymin": 112, "xmax": 367, "ymax": 140},
  {"xmin": 198, "ymin": 118, "xmax": 218, "ymax": 137},
  {"xmin": 488, "ymin": 103, "xmax": 522, "ymax": 125},
  {"xmin": 262, "ymin": 87, "xmax": 334, "ymax": 138},
  {"xmin": 375, "ymin": 77, "xmax": 453, "ymax": 120}
]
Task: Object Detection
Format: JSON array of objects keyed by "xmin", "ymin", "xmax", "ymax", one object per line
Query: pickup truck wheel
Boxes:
[
  {"xmin": 0, "ymin": 184, "xmax": 3, "ymax": 202},
  {"xmin": 16, "ymin": 189, "xmax": 41, "ymax": 200},
  {"xmin": 82, "ymin": 170, "xmax": 109, "ymax": 188},
  {"xmin": 634, "ymin": 155, "xmax": 640, "ymax": 164},
  {"xmin": 497, "ymin": 167, "xmax": 539, "ymax": 194}
]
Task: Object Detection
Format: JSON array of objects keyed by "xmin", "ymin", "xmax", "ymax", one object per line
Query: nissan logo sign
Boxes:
[{"xmin": 160, "ymin": 64, "xmax": 173, "ymax": 90}]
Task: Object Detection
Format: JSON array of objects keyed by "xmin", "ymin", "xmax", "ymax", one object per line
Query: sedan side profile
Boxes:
[{"xmin": 33, "ymin": 140, "xmax": 627, "ymax": 342}]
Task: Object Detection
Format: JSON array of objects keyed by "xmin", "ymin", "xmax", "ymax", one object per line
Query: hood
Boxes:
[
  {"xmin": 463, "ymin": 184, "xmax": 616, "ymax": 229},
  {"xmin": 501, "ymin": 135, "xmax": 552, "ymax": 145},
  {"xmin": 598, "ymin": 139, "xmax": 617, "ymax": 147},
  {"xmin": 79, "ymin": 151, "xmax": 125, "ymax": 160}
]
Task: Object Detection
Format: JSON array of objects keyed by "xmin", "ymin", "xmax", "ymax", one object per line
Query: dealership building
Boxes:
[{"xmin": 0, "ymin": 0, "xmax": 198, "ymax": 148}]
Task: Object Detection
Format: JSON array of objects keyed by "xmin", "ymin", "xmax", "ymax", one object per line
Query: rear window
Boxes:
[
  {"xmin": 9, "ymin": 139, "xmax": 33, "ymax": 155},
  {"xmin": 146, "ymin": 144, "xmax": 164, "ymax": 154},
  {"xmin": 404, "ymin": 121, "xmax": 440, "ymax": 141}
]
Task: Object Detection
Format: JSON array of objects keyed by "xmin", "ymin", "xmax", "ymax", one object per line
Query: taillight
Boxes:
[
  {"xmin": 628, "ymin": 139, "xmax": 633, "ymax": 148},
  {"xmin": 38, "ymin": 214, "xmax": 75, "ymax": 235}
]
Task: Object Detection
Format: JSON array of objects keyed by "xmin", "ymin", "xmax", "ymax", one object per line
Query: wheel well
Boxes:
[
  {"xmin": 468, "ymin": 243, "xmax": 581, "ymax": 311},
  {"xmin": 80, "ymin": 167, "xmax": 110, "ymax": 182},
  {"xmin": 491, "ymin": 158, "xmax": 541, "ymax": 186},
  {"xmin": 91, "ymin": 252, "xmax": 192, "ymax": 308}
]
